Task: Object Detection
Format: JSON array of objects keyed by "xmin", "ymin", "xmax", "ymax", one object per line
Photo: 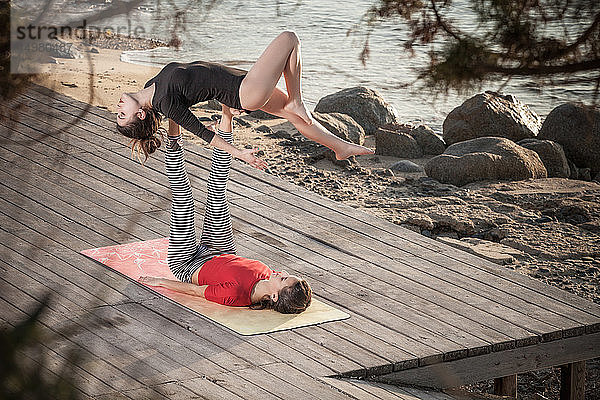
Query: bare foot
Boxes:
[
  {"xmin": 335, "ymin": 143, "xmax": 375, "ymax": 160},
  {"xmin": 284, "ymin": 99, "xmax": 314, "ymax": 126}
]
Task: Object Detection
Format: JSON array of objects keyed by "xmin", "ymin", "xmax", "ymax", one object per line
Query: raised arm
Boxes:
[
  {"xmin": 167, "ymin": 103, "xmax": 267, "ymax": 169},
  {"xmin": 139, "ymin": 276, "xmax": 208, "ymax": 298}
]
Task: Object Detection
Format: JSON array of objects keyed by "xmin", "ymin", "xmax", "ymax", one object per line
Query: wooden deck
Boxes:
[{"xmin": 1, "ymin": 84, "xmax": 599, "ymax": 399}]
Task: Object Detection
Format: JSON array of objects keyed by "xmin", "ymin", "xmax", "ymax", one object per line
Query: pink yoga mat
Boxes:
[
  {"xmin": 81, "ymin": 237, "xmax": 176, "ymax": 298},
  {"xmin": 81, "ymin": 238, "xmax": 350, "ymax": 335}
]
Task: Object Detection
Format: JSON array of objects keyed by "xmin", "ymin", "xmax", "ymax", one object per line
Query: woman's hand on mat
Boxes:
[
  {"xmin": 138, "ymin": 276, "xmax": 162, "ymax": 287},
  {"xmin": 238, "ymin": 147, "xmax": 267, "ymax": 170}
]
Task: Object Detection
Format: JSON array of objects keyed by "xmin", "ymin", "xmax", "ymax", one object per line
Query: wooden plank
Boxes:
[
  {"xmin": 0, "ymin": 264, "xmax": 186, "ymax": 389},
  {"xmin": 230, "ymin": 201, "xmax": 544, "ymax": 345},
  {"xmin": 230, "ymin": 195, "xmax": 579, "ymax": 337},
  {"xmin": 0, "ymin": 297, "xmax": 117, "ymax": 398},
  {"xmin": 261, "ymin": 362, "xmax": 355, "ymax": 400},
  {"xmin": 0, "ymin": 246, "xmax": 261, "ymax": 398},
  {"xmin": 0, "ymin": 211, "xmax": 290, "ymax": 398},
  {"xmin": 12, "ymin": 87, "xmax": 596, "ymax": 340},
  {"xmin": 0, "ymin": 276, "xmax": 165, "ymax": 396},
  {"xmin": 1, "ymin": 162, "xmax": 376, "ymax": 390},
  {"xmin": 0, "ymin": 110, "xmax": 454, "ymax": 368},
  {"xmin": 11, "ymin": 90, "xmax": 584, "ymax": 346},
  {"xmin": 560, "ymin": 361, "xmax": 585, "ymax": 400},
  {"xmin": 373, "ymin": 332, "xmax": 600, "ymax": 389},
  {"xmin": 493, "ymin": 375, "xmax": 517, "ymax": 398},
  {"xmin": 8, "ymin": 84, "xmax": 600, "ymax": 390}
]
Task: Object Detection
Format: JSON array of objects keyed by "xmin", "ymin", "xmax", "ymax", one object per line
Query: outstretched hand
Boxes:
[
  {"xmin": 138, "ymin": 276, "xmax": 162, "ymax": 287},
  {"xmin": 238, "ymin": 147, "xmax": 267, "ymax": 170}
]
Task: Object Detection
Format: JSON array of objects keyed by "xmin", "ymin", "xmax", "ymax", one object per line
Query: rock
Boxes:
[
  {"xmin": 578, "ymin": 167, "xmax": 592, "ymax": 181},
  {"xmin": 247, "ymin": 109, "xmax": 280, "ymax": 119},
  {"xmin": 266, "ymin": 130, "xmax": 293, "ymax": 140},
  {"xmin": 436, "ymin": 236, "xmax": 523, "ymax": 265},
  {"xmin": 314, "ymin": 86, "xmax": 398, "ymax": 135},
  {"xmin": 378, "ymin": 123, "xmax": 445, "ymax": 156},
  {"xmin": 375, "ymin": 127, "xmax": 422, "ymax": 158},
  {"xmin": 90, "ymin": 47, "xmax": 99, "ymax": 53},
  {"xmin": 207, "ymin": 99, "xmax": 222, "ymax": 110},
  {"xmin": 424, "ymin": 136, "xmax": 547, "ymax": 186},
  {"xmin": 410, "ymin": 125, "xmax": 446, "ymax": 155},
  {"xmin": 256, "ymin": 125, "xmax": 273, "ymax": 134},
  {"xmin": 567, "ymin": 158, "xmax": 579, "ymax": 179},
  {"xmin": 390, "ymin": 160, "xmax": 424, "ymax": 173},
  {"xmin": 516, "ymin": 138, "xmax": 570, "ymax": 178},
  {"xmin": 538, "ymin": 103, "xmax": 600, "ymax": 176},
  {"xmin": 443, "ymin": 91, "xmax": 542, "ymax": 145},
  {"xmin": 323, "ymin": 149, "xmax": 356, "ymax": 168},
  {"xmin": 233, "ymin": 116, "xmax": 251, "ymax": 128},
  {"xmin": 311, "ymin": 111, "xmax": 365, "ymax": 144}
]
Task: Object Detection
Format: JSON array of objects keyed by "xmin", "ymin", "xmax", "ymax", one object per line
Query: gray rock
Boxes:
[
  {"xmin": 267, "ymin": 130, "xmax": 293, "ymax": 140},
  {"xmin": 567, "ymin": 158, "xmax": 579, "ymax": 179},
  {"xmin": 314, "ymin": 86, "xmax": 398, "ymax": 135},
  {"xmin": 538, "ymin": 103, "xmax": 600, "ymax": 176},
  {"xmin": 248, "ymin": 109, "xmax": 280, "ymax": 119},
  {"xmin": 578, "ymin": 167, "xmax": 592, "ymax": 181},
  {"xmin": 375, "ymin": 128, "xmax": 422, "ymax": 158},
  {"xmin": 517, "ymin": 138, "xmax": 570, "ymax": 178},
  {"xmin": 233, "ymin": 116, "xmax": 251, "ymax": 127},
  {"xmin": 436, "ymin": 236, "xmax": 523, "ymax": 265},
  {"xmin": 425, "ymin": 136, "xmax": 547, "ymax": 186},
  {"xmin": 380, "ymin": 123, "xmax": 445, "ymax": 155},
  {"xmin": 311, "ymin": 111, "xmax": 365, "ymax": 145},
  {"xmin": 90, "ymin": 47, "xmax": 99, "ymax": 53},
  {"xmin": 443, "ymin": 91, "xmax": 542, "ymax": 145},
  {"xmin": 197, "ymin": 99, "xmax": 222, "ymax": 110},
  {"xmin": 256, "ymin": 125, "xmax": 273, "ymax": 133},
  {"xmin": 390, "ymin": 160, "xmax": 424, "ymax": 173},
  {"xmin": 410, "ymin": 125, "xmax": 446, "ymax": 155}
]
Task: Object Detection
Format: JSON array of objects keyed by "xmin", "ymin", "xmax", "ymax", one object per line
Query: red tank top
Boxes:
[{"xmin": 197, "ymin": 253, "xmax": 272, "ymax": 306}]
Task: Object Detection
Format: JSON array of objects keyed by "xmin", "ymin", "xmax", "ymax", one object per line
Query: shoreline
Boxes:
[{"xmin": 32, "ymin": 36, "xmax": 600, "ymax": 399}]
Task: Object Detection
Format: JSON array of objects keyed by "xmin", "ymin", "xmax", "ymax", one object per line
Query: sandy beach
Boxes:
[{"xmin": 32, "ymin": 38, "xmax": 600, "ymax": 399}]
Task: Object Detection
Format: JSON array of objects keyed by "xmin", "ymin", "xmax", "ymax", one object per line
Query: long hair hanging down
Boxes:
[{"xmin": 116, "ymin": 106, "xmax": 166, "ymax": 164}]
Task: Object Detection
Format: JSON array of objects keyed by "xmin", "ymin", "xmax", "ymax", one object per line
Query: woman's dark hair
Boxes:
[
  {"xmin": 116, "ymin": 106, "xmax": 165, "ymax": 164},
  {"xmin": 250, "ymin": 279, "xmax": 312, "ymax": 314}
]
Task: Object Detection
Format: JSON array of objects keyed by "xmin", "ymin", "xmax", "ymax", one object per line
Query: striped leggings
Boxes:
[{"xmin": 165, "ymin": 128, "xmax": 236, "ymax": 283}]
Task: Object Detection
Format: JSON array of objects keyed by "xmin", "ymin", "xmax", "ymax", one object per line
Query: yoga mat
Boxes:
[{"xmin": 81, "ymin": 238, "xmax": 349, "ymax": 335}]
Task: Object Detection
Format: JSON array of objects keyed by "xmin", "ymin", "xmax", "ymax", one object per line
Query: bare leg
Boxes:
[
  {"xmin": 239, "ymin": 31, "xmax": 313, "ymax": 126},
  {"xmin": 259, "ymin": 87, "xmax": 374, "ymax": 160}
]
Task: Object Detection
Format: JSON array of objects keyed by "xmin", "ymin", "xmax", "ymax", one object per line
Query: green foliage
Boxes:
[
  {"xmin": 0, "ymin": 295, "xmax": 81, "ymax": 400},
  {"xmin": 355, "ymin": 0, "xmax": 600, "ymax": 96}
]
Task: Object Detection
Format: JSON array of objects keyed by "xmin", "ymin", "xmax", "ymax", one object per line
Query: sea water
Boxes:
[{"xmin": 20, "ymin": 0, "xmax": 596, "ymax": 132}]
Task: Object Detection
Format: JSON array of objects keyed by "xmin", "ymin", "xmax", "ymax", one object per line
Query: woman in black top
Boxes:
[{"xmin": 116, "ymin": 31, "xmax": 374, "ymax": 167}]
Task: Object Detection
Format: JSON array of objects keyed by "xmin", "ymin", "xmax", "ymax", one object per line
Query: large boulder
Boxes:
[
  {"xmin": 425, "ymin": 137, "xmax": 547, "ymax": 186},
  {"xmin": 538, "ymin": 103, "xmax": 600, "ymax": 176},
  {"xmin": 443, "ymin": 91, "xmax": 542, "ymax": 145},
  {"xmin": 375, "ymin": 127, "xmax": 421, "ymax": 158},
  {"xmin": 517, "ymin": 138, "xmax": 570, "ymax": 178},
  {"xmin": 380, "ymin": 123, "xmax": 445, "ymax": 155},
  {"xmin": 311, "ymin": 111, "xmax": 365, "ymax": 145},
  {"xmin": 375, "ymin": 123, "xmax": 445, "ymax": 157},
  {"xmin": 314, "ymin": 86, "xmax": 398, "ymax": 135}
]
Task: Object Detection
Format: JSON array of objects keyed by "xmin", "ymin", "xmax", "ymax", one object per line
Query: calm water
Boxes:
[{"xmin": 27, "ymin": 0, "xmax": 596, "ymax": 132}]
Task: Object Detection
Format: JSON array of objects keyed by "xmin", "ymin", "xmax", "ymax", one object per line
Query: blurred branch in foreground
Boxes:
[{"xmin": 350, "ymin": 0, "xmax": 600, "ymax": 99}]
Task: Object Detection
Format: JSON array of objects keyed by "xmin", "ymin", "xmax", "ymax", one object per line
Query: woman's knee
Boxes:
[{"xmin": 279, "ymin": 30, "xmax": 299, "ymax": 45}]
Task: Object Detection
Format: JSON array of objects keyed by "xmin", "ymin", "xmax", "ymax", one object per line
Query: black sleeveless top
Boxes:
[{"xmin": 144, "ymin": 61, "xmax": 249, "ymax": 143}]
